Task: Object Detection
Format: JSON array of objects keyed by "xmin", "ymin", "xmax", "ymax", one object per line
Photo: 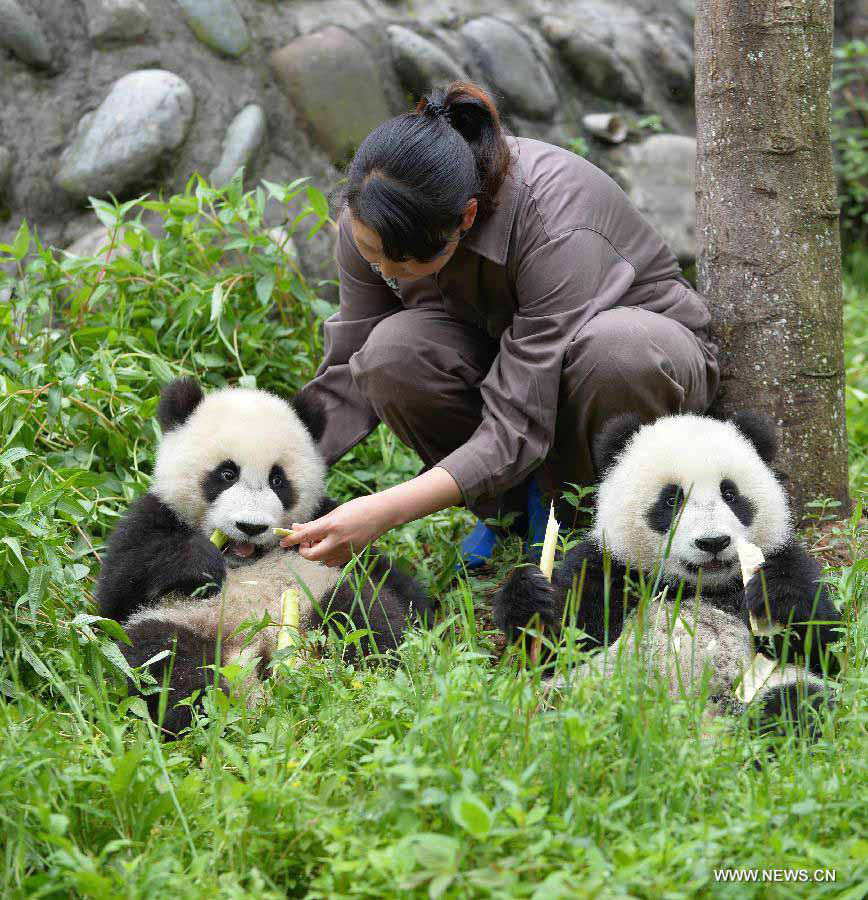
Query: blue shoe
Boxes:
[
  {"xmin": 525, "ymin": 476, "xmax": 548, "ymax": 558},
  {"xmin": 458, "ymin": 519, "xmax": 499, "ymax": 571}
]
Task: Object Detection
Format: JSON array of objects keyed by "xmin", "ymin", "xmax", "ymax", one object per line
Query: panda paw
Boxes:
[
  {"xmin": 153, "ymin": 535, "xmax": 226, "ymax": 600},
  {"xmin": 493, "ymin": 565, "xmax": 557, "ymax": 643},
  {"xmin": 743, "ymin": 567, "xmax": 805, "ymax": 632}
]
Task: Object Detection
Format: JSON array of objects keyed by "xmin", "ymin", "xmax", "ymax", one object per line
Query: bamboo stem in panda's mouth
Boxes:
[{"xmin": 210, "ymin": 529, "xmax": 229, "ymax": 549}]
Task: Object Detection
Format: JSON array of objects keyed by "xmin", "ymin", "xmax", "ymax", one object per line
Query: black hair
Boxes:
[{"xmin": 343, "ymin": 82, "xmax": 511, "ymax": 262}]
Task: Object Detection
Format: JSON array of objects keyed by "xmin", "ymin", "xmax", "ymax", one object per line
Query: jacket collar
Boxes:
[{"xmin": 459, "ymin": 143, "xmax": 521, "ymax": 267}]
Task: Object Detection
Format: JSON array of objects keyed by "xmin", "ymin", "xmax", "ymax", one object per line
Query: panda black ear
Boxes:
[
  {"xmin": 592, "ymin": 413, "xmax": 643, "ymax": 477},
  {"xmin": 291, "ymin": 392, "xmax": 326, "ymax": 443},
  {"xmin": 731, "ymin": 411, "xmax": 777, "ymax": 465},
  {"xmin": 157, "ymin": 377, "xmax": 204, "ymax": 431}
]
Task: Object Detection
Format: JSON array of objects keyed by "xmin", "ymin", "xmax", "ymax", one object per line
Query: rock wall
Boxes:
[{"xmin": 2, "ymin": 0, "xmax": 704, "ymax": 278}]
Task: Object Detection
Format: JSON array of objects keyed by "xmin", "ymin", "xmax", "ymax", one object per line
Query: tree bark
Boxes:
[{"xmin": 695, "ymin": 0, "xmax": 850, "ymax": 516}]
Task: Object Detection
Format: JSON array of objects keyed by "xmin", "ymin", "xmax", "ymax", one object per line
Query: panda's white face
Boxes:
[
  {"xmin": 151, "ymin": 388, "xmax": 326, "ymax": 560},
  {"xmin": 593, "ymin": 416, "xmax": 792, "ymax": 591}
]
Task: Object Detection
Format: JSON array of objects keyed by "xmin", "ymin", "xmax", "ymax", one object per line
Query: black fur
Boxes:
[
  {"xmin": 591, "ymin": 413, "xmax": 643, "ymax": 477},
  {"xmin": 755, "ymin": 681, "xmax": 832, "ymax": 740},
  {"xmin": 493, "ymin": 539, "xmax": 633, "ymax": 652},
  {"xmin": 743, "ymin": 540, "xmax": 842, "ymax": 676},
  {"xmin": 645, "ymin": 483, "xmax": 683, "ymax": 535},
  {"xmin": 121, "ymin": 618, "xmax": 222, "ymax": 737},
  {"xmin": 311, "ymin": 495, "xmax": 338, "ymax": 519},
  {"xmin": 268, "ymin": 464, "xmax": 295, "ymax": 509},
  {"xmin": 96, "ymin": 492, "xmax": 226, "ymax": 622},
  {"xmin": 720, "ymin": 478, "xmax": 755, "ymax": 527},
  {"xmin": 493, "ymin": 567, "xmax": 556, "ymax": 644},
  {"xmin": 310, "ymin": 555, "xmax": 436, "ymax": 658},
  {"xmin": 731, "ymin": 411, "xmax": 777, "ymax": 465},
  {"xmin": 157, "ymin": 377, "xmax": 204, "ymax": 432},
  {"xmin": 291, "ymin": 393, "xmax": 327, "ymax": 444},
  {"xmin": 202, "ymin": 459, "xmax": 239, "ymax": 503}
]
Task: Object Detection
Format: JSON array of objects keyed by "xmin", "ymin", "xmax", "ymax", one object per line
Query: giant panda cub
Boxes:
[
  {"xmin": 494, "ymin": 412, "xmax": 842, "ymax": 731},
  {"xmin": 97, "ymin": 377, "xmax": 431, "ymax": 734}
]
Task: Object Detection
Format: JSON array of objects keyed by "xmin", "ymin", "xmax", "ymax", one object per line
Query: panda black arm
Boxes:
[
  {"xmin": 96, "ymin": 492, "xmax": 226, "ymax": 622},
  {"xmin": 551, "ymin": 540, "xmax": 633, "ymax": 648},
  {"xmin": 493, "ymin": 539, "xmax": 632, "ymax": 649},
  {"xmin": 743, "ymin": 539, "xmax": 842, "ymax": 675}
]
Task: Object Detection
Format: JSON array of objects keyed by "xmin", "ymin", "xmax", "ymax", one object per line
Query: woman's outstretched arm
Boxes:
[{"xmin": 280, "ymin": 466, "xmax": 462, "ymax": 567}]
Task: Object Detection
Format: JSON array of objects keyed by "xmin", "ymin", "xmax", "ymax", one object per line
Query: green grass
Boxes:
[{"xmin": 1, "ymin": 183, "xmax": 866, "ymax": 898}]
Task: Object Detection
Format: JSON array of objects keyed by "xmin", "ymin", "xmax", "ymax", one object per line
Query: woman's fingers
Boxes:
[
  {"xmin": 279, "ymin": 519, "xmax": 325, "ymax": 548},
  {"xmin": 298, "ymin": 534, "xmax": 349, "ymax": 567}
]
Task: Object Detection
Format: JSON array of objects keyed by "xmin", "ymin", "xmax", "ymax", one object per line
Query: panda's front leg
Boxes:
[
  {"xmin": 743, "ymin": 541, "xmax": 842, "ymax": 676},
  {"xmin": 97, "ymin": 494, "xmax": 226, "ymax": 622},
  {"xmin": 492, "ymin": 565, "xmax": 559, "ymax": 648},
  {"xmin": 120, "ymin": 618, "xmax": 224, "ymax": 737}
]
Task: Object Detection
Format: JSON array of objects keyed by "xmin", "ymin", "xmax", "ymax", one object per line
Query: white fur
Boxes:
[
  {"xmin": 125, "ymin": 548, "xmax": 340, "ymax": 654},
  {"xmin": 572, "ymin": 598, "xmax": 755, "ymax": 706},
  {"xmin": 593, "ymin": 415, "xmax": 792, "ymax": 589},
  {"xmin": 151, "ymin": 388, "xmax": 326, "ymax": 543}
]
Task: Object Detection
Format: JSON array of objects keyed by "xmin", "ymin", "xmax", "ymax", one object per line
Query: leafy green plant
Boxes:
[
  {"xmin": 634, "ymin": 113, "xmax": 664, "ymax": 134},
  {"xmin": 843, "ymin": 249, "xmax": 868, "ymax": 493},
  {"xmin": 566, "ymin": 136, "xmax": 590, "ymax": 157}
]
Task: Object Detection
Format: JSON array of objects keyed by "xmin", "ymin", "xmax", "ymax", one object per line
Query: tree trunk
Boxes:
[{"xmin": 695, "ymin": 0, "xmax": 850, "ymax": 516}]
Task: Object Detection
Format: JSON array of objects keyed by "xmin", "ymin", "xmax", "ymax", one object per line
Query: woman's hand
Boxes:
[
  {"xmin": 280, "ymin": 493, "xmax": 398, "ymax": 567},
  {"xmin": 280, "ymin": 466, "xmax": 462, "ymax": 567}
]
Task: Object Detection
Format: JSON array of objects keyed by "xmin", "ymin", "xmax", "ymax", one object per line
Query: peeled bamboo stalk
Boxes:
[
  {"xmin": 735, "ymin": 537, "xmax": 764, "ymax": 587},
  {"xmin": 276, "ymin": 586, "xmax": 302, "ymax": 669},
  {"xmin": 735, "ymin": 537, "xmax": 779, "ymax": 702},
  {"xmin": 531, "ymin": 502, "xmax": 560, "ymax": 664},
  {"xmin": 735, "ymin": 538, "xmax": 782, "ymax": 636},
  {"xmin": 539, "ymin": 502, "xmax": 559, "ymax": 581}
]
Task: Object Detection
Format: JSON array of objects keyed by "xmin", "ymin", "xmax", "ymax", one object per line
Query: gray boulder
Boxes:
[
  {"xmin": 610, "ymin": 134, "xmax": 697, "ymax": 264},
  {"xmin": 56, "ymin": 70, "xmax": 195, "ymax": 201},
  {"xmin": 642, "ymin": 19, "xmax": 694, "ymax": 104},
  {"xmin": 176, "ymin": 0, "xmax": 250, "ymax": 58},
  {"xmin": 82, "ymin": 0, "xmax": 150, "ymax": 46},
  {"xmin": 271, "ymin": 27, "xmax": 392, "ymax": 163},
  {"xmin": 0, "ymin": 0, "xmax": 52, "ymax": 68},
  {"xmin": 387, "ymin": 25, "xmax": 466, "ymax": 100},
  {"xmin": 210, "ymin": 104, "xmax": 267, "ymax": 187},
  {"xmin": 460, "ymin": 17, "xmax": 558, "ymax": 120},
  {"xmin": 541, "ymin": 15, "xmax": 643, "ymax": 105}
]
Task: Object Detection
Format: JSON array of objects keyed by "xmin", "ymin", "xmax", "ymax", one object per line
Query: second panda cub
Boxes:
[
  {"xmin": 494, "ymin": 412, "xmax": 842, "ymax": 725},
  {"xmin": 97, "ymin": 378, "xmax": 431, "ymax": 734}
]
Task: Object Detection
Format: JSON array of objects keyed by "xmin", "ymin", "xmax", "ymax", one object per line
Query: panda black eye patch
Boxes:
[
  {"xmin": 646, "ymin": 483, "xmax": 684, "ymax": 534},
  {"xmin": 720, "ymin": 478, "xmax": 755, "ymax": 526},
  {"xmin": 202, "ymin": 459, "xmax": 239, "ymax": 502},
  {"xmin": 269, "ymin": 464, "xmax": 295, "ymax": 509}
]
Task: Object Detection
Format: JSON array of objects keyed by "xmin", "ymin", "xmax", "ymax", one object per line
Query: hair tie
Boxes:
[{"xmin": 423, "ymin": 101, "xmax": 450, "ymax": 121}]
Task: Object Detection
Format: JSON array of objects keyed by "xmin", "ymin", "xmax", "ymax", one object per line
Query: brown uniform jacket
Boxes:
[{"xmin": 302, "ymin": 137, "xmax": 714, "ymax": 506}]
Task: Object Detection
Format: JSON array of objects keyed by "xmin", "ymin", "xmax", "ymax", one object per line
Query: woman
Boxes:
[{"xmin": 284, "ymin": 82, "xmax": 719, "ymax": 568}]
